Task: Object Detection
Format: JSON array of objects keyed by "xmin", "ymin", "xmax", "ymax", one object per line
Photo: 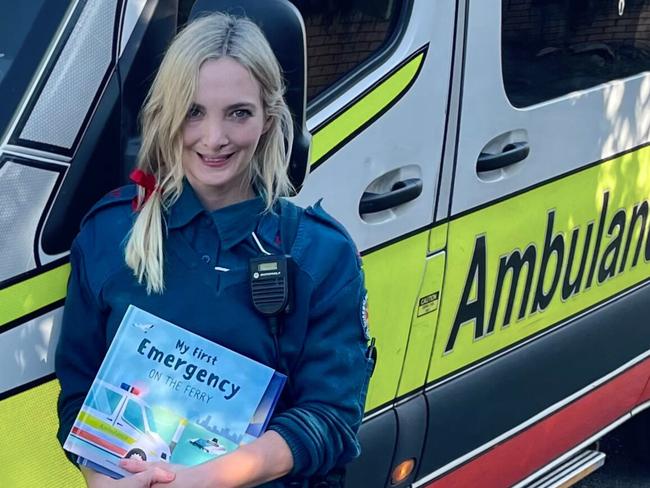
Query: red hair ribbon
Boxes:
[{"xmin": 129, "ymin": 169, "xmax": 157, "ymax": 211}]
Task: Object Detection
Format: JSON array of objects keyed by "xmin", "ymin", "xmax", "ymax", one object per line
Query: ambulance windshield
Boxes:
[
  {"xmin": 145, "ymin": 405, "xmax": 158, "ymax": 433},
  {"xmin": 0, "ymin": 1, "xmax": 71, "ymax": 138}
]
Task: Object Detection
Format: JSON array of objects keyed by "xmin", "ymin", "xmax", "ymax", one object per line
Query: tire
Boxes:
[{"xmin": 125, "ymin": 448, "xmax": 147, "ymax": 461}]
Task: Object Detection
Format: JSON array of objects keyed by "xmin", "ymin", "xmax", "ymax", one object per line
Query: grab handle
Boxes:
[
  {"xmin": 477, "ymin": 142, "xmax": 530, "ymax": 172},
  {"xmin": 359, "ymin": 178, "xmax": 423, "ymax": 214}
]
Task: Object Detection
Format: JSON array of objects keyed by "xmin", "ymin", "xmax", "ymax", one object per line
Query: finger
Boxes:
[
  {"xmin": 136, "ymin": 460, "xmax": 175, "ymax": 473},
  {"xmin": 119, "ymin": 458, "xmax": 149, "ymax": 473},
  {"xmin": 141, "ymin": 467, "xmax": 176, "ymax": 485}
]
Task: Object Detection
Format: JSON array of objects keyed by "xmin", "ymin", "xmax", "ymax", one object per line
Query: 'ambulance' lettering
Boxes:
[{"xmin": 445, "ymin": 191, "xmax": 650, "ymax": 353}]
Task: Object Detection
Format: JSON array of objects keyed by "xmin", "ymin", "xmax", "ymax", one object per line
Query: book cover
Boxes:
[{"xmin": 64, "ymin": 305, "xmax": 285, "ymax": 478}]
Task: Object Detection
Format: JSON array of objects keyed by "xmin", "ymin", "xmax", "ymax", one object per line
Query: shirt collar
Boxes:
[
  {"xmin": 210, "ymin": 196, "xmax": 266, "ymax": 250},
  {"xmin": 167, "ymin": 181, "xmax": 269, "ymax": 250},
  {"xmin": 166, "ymin": 181, "xmax": 205, "ymax": 230}
]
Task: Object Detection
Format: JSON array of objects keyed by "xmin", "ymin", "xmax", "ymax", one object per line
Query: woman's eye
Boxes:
[
  {"xmin": 231, "ymin": 109, "xmax": 252, "ymax": 120},
  {"xmin": 187, "ymin": 105, "xmax": 203, "ymax": 119}
]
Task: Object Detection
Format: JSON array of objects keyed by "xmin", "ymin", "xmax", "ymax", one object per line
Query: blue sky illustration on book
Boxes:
[{"xmin": 103, "ymin": 306, "xmax": 275, "ymax": 435}]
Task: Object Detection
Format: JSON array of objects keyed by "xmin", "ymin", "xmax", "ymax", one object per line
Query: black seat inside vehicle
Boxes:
[{"xmin": 189, "ymin": 0, "xmax": 311, "ymax": 192}]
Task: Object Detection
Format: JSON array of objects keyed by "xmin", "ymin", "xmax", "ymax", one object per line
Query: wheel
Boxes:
[{"xmin": 125, "ymin": 448, "xmax": 147, "ymax": 461}]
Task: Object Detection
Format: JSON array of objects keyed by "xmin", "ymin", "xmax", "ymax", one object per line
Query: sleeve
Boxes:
[
  {"xmin": 55, "ymin": 238, "xmax": 108, "ymax": 463},
  {"xmin": 267, "ymin": 236, "xmax": 372, "ymax": 477}
]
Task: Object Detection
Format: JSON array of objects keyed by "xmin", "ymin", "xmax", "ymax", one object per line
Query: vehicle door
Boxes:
[
  {"xmin": 87, "ymin": 384, "xmax": 127, "ymax": 425},
  {"xmin": 289, "ymin": 1, "xmax": 456, "ymax": 486},
  {"xmin": 118, "ymin": 398, "xmax": 148, "ymax": 438},
  {"xmin": 292, "ymin": 0, "xmax": 454, "ymax": 411},
  {"xmin": 416, "ymin": 0, "xmax": 650, "ymax": 486}
]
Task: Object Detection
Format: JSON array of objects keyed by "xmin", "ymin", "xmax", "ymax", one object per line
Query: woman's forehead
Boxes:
[{"xmin": 194, "ymin": 57, "xmax": 262, "ymax": 106}]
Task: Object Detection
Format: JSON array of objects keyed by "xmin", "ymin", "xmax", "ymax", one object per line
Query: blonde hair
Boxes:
[{"xmin": 125, "ymin": 13, "xmax": 294, "ymax": 293}]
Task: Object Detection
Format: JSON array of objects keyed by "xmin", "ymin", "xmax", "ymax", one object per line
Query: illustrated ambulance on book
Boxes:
[
  {"xmin": 1, "ymin": 1, "xmax": 649, "ymax": 487},
  {"xmin": 70, "ymin": 381, "xmax": 171, "ymax": 464}
]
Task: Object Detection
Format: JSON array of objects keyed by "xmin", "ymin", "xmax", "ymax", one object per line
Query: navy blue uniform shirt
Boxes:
[{"xmin": 55, "ymin": 183, "xmax": 372, "ymax": 486}]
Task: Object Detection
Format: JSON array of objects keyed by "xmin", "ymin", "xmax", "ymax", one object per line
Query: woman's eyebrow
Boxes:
[{"xmin": 226, "ymin": 102, "xmax": 256, "ymax": 111}]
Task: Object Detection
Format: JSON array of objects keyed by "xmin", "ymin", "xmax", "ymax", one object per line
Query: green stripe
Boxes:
[
  {"xmin": 0, "ymin": 264, "xmax": 70, "ymax": 328},
  {"xmin": 78, "ymin": 410, "xmax": 136, "ymax": 445},
  {"xmin": 310, "ymin": 51, "xmax": 425, "ymax": 166}
]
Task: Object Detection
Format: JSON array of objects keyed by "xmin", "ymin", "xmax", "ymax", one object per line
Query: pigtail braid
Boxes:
[{"xmin": 125, "ymin": 190, "xmax": 166, "ymax": 294}]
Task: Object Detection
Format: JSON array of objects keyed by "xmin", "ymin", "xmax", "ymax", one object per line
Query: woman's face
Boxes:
[{"xmin": 182, "ymin": 56, "xmax": 267, "ymax": 210}]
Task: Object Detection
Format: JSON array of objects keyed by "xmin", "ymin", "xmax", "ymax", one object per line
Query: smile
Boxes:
[{"xmin": 198, "ymin": 152, "xmax": 235, "ymax": 166}]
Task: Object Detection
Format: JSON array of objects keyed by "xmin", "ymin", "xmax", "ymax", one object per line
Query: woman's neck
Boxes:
[{"xmin": 195, "ymin": 184, "xmax": 256, "ymax": 211}]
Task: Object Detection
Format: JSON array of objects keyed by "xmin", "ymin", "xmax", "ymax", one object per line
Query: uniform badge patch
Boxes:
[{"xmin": 361, "ymin": 292, "xmax": 370, "ymax": 340}]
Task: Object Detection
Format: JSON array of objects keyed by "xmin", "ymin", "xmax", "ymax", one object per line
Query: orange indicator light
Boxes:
[{"xmin": 391, "ymin": 459, "xmax": 415, "ymax": 485}]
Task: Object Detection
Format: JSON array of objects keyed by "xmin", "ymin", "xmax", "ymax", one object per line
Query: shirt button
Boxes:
[{"xmin": 201, "ymin": 255, "xmax": 211, "ymax": 264}]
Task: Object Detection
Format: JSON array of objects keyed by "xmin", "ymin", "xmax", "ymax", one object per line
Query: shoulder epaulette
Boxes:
[
  {"xmin": 303, "ymin": 200, "xmax": 362, "ymax": 268},
  {"xmin": 304, "ymin": 199, "xmax": 354, "ymax": 243},
  {"xmin": 81, "ymin": 184, "xmax": 136, "ymax": 228}
]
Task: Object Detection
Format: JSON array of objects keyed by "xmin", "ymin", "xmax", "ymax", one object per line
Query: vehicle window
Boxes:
[
  {"xmin": 144, "ymin": 405, "xmax": 158, "ymax": 432},
  {"xmin": 290, "ymin": 0, "xmax": 403, "ymax": 101},
  {"xmin": 177, "ymin": 0, "xmax": 404, "ymax": 103},
  {"xmin": 88, "ymin": 386, "xmax": 122, "ymax": 416},
  {"xmin": 123, "ymin": 400, "xmax": 146, "ymax": 432},
  {"xmin": 502, "ymin": 0, "xmax": 650, "ymax": 107},
  {"xmin": 0, "ymin": 1, "xmax": 71, "ymax": 138}
]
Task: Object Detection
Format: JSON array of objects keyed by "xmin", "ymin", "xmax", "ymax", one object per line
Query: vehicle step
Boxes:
[{"xmin": 527, "ymin": 450, "xmax": 606, "ymax": 488}]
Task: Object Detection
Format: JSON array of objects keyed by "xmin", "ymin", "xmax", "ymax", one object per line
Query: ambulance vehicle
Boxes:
[
  {"xmin": 69, "ymin": 381, "xmax": 170, "ymax": 464},
  {"xmin": 1, "ymin": 0, "xmax": 649, "ymax": 487}
]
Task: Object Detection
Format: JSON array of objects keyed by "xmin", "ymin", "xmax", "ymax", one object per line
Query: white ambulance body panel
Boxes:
[{"xmin": 296, "ymin": 0, "xmax": 455, "ymax": 251}]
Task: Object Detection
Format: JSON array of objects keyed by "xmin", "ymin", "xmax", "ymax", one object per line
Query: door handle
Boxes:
[
  {"xmin": 359, "ymin": 178, "xmax": 423, "ymax": 214},
  {"xmin": 477, "ymin": 142, "xmax": 530, "ymax": 172}
]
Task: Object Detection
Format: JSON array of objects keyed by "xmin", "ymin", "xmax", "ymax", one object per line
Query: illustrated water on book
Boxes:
[{"xmin": 63, "ymin": 305, "xmax": 285, "ymax": 478}]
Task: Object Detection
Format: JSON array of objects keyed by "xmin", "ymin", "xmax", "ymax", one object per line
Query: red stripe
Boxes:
[
  {"xmin": 423, "ymin": 357, "xmax": 650, "ymax": 488},
  {"xmin": 71, "ymin": 426, "xmax": 128, "ymax": 457}
]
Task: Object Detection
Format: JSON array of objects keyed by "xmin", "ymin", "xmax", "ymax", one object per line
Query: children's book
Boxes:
[{"xmin": 63, "ymin": 305, "xmax": 285, "ymax": 479}]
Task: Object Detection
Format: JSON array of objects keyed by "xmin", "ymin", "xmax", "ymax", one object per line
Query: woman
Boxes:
[{"xmin": 55, "ymin": 12, "xmax": 371, "ymax": 488}]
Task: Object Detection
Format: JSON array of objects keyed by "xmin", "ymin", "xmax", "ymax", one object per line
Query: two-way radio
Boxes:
[
  {"xmin": 249, "ymin": 254, "xmax": 292, "ymax": 330},
  {"xmin": 249, "ymin": 232, "xmax": 294, "ymax": 390}
]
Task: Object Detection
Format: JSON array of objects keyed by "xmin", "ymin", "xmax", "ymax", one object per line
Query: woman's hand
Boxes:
[
  {"xmin": 149, "ymin": 465, "xmax": 217, "ymax": 488},
  {"xmin": 81, "ymin": 462, "xmax": 175, "ymax": 488},
  {"xmin": 110, "ymin": 430, "xmax": 293, "ymax": 488},
  {"xmin": 120, "ymin": 459, "xmax": 182, "ymax": 476},
  {"xmin": 155, "ymin": 430, "xmax": 293, "ymax": 488},
  {"xmin": 120, "ymin": 459, "xmax": 182, "ymax": 487},
  {"xmin": 91, "ymin": 430, "xmax": 292, "ymax": 488}
]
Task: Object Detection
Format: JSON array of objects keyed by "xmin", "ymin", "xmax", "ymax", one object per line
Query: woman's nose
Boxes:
[{"xmin": 202, "ymin": 118, "xmax": 229, "ymax": 149}]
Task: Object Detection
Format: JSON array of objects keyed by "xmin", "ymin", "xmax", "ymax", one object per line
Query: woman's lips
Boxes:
[{"xmin": 198, "ymin": 152, "xmax": 234, "ymax": 167}]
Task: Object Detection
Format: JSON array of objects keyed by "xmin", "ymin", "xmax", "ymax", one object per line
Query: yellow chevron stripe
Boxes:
[
  {"xmin": 310, "ymin": 51, "xmax": 425, "ymax": 165},
  {"xmin": 77, "ymin": 410, "xmax": 136, "ymax": 445},
  {"xmin": 0, "ymin": 263, "xmax": 70, "ymax": 328}
]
